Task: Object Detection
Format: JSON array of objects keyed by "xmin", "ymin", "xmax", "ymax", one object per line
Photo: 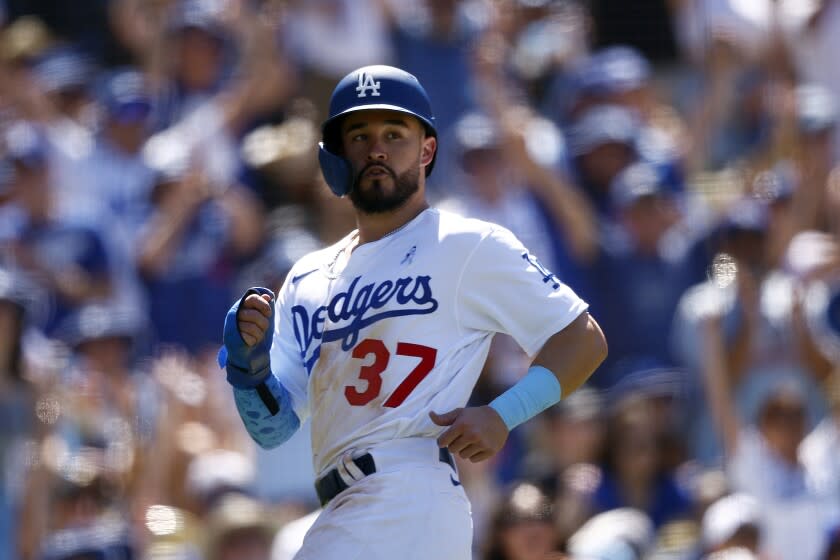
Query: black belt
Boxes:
[{"xmin": 315, "ymin": 447, "xmax": 456, "ymax": 506}]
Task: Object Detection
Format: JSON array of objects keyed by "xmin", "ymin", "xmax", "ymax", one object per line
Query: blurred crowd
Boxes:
[{"xmin": 1, "ymin": 0, "xmax": 840, "ymax": 559}]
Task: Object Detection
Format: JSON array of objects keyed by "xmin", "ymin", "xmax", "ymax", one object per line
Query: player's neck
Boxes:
[{"xmin": 355, "ymin": 198, "xmax": 430, "ymax": 247}]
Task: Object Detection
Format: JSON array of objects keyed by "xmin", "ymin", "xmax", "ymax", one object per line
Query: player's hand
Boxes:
[
  {"xmin": 237, "ymin": 292, "xmax": 274, "ymax": 346},
  {"xmin": 430, "ymin": 406, "xmax": 509, "ymax": 463}
]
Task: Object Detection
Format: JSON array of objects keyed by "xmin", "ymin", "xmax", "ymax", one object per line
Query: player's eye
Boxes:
[
  {"xmin": 386, "ymin": 130, "xmax": 403, "ymax": 140},
  {"xmin": 350, "ymin": 133, "xmax": 367, "ymax": 142}
]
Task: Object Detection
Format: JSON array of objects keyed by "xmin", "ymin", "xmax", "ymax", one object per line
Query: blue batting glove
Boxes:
[{"xmin": 222, "ymin": 287, "xmax": 275, "ymax": 388}]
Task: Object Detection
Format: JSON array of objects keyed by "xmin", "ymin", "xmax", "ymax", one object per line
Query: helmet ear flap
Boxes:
[{"xmin": 318, "ymin": 142, "xmax": 354, "ymax": 197}]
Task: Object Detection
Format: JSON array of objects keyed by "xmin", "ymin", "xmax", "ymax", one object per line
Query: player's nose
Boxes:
[{"xmin": 367, "ymin": 136, "xmax": 388, "ymax": 161}]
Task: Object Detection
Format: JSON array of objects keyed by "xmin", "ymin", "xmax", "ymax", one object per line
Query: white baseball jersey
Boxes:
[{"xmin": 269, "ymin": 208, "xmax": 588, "ymax": 476}]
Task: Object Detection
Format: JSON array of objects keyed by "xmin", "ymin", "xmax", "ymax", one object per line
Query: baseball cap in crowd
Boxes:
[
  {"xmin": 796, "ymin": 84, "xmax": 837, "ymax": 136},
  {"xmin": 143, "ymin": 130, "xmax": 192, "ymax": 185},
  {"xmin": 753, "ymin": 374, "xmax": 808, "ymax": 418},
  {"xmin": 40, "ymin": 516, "xmax": 135, "ymax": 560},
  {"xmin": 0, "ymin": 266, "xmax": 30, "ymax": 313},
  {"xmin": 3, "ymin": 119, "xmax": 48, "ymax": 169},
  {"xmin": 98, "ymin": 69, "xmax": 152, "ymax": 123},
  {"xmin": 493, "ymin": 482, "xmax": 553, "ymax": 529},
  {"xmin": 548, "ymin": 386, "xmax": 602, "ymax": 422},
  {"xmin": 56, "ymin": 303, "xmax": 144, "ymax": 349},
  {"xmin": 0, "ymin": 267, "xmax": 49, "ymax": 327},
  {"xmin": 203, "ymin": 494, "xmax": 277, "ymax": 557},
  {"xmin": 609, "ymin": 161, "xmax": 669, "ymax": 211},
  {"xmin": 567, "ymin": 508, "xmax": 654, "ymax": 560},
  {"xmin": 752, "ymin": 162, "xmax": 796, "ymax": 204},
  {"xmin": 606, "ymin": 358, "xmax": 687, "ymax": 407},
  {"xmin": 701, "ymin": 493, "xmax": 761, "ymax": 551},
  {"xmin": 31, "ymin": 46, "xmax": 96, "ymax": 94},
  {"xmin": 453, "ymin": 112, "xmax": 500, "ymax": 155},
  {"xmin": 168, "ymin": 0, "xmax": 228, "ymax": 41},
  {"xmin": 578, "ymin": 46, "xmax": 652, "ymax": 98},
  {"xmin": 567, "ymin": 104, "xmax": 640, "ymax": 156},
  {"xmin": 185, "ymin": 449, "xmax": 255, "ymax": 510},
  {"xmin": 717, "ymin": 198, "xmax": 769, "ymax": 238}
]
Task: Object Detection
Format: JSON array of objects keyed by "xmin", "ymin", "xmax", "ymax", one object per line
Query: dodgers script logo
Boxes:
[
  {"xmin": 292, "ymin": 275, "xmax": 438, "ymax": 372},
  {"xmin": 356, "ymin": 72, "xmax": 381, "ymax": 97}
]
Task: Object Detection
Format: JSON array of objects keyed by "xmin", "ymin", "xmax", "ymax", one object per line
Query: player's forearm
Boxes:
[
  {"xmin": 532, "ymin": 312, "xmax": 608, "ymax": 397},
  {"xmin": 233, "ymin": 374, "xmax": 300, "ymax": 449},
  {"xmin": 488, "ymin": 312, "xmax": 607, "ymax": 431}
]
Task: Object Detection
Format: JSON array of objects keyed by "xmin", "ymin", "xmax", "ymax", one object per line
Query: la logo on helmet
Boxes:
[{"xmin": 356, "ymin": 72, "xmax": 381, "ymax": 98}]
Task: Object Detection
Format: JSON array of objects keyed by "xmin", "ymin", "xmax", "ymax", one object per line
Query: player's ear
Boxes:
[{"xmin": 420, "ymin": 135, "xmax": 436, "ymax": 169}]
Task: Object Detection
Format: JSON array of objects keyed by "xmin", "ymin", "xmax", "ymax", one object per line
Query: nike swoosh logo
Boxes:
[
  {"xmin": 450, "ymin": 474, "xmax": 462, "ymax": 487},
  {"xmin": 291, "ymin": 268, "xmax": 318, "ymax": 285}
]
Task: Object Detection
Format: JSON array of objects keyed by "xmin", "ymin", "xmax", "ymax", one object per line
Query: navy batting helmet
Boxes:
[{"xmin": 318, "ymin": 65, "xmax": 437, "ymax": 197}]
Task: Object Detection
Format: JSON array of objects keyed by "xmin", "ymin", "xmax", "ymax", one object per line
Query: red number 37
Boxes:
[{"xmin": 344, "ymin": 338, "xmax": 437, "ymax": 407}]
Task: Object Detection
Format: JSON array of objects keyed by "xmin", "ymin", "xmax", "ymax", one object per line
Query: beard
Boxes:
[{"xmin": 349, "ymin": 161, "xmax": 420, "ymax": 214}]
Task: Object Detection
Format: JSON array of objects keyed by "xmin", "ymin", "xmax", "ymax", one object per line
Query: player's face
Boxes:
[{"xmin": 340, "ymin": 110, "xmax": 435, "ymax": 214}]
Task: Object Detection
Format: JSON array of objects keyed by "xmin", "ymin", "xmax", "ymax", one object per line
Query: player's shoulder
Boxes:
[
  {"xmin": 430, "ymin": 208, "xmax": 515, "ymax": 245},
  {"xmin": 435, "ymin": 209, "xmax": 521, "ymax": 254}
]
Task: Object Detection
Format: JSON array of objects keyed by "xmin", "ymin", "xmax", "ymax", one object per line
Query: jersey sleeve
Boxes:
[
  {"xmin": 269, "ymin": 275, "xmax": 311, "ymax": 422},
  {"xmin": 456, "ymin": 226, "xmax": 589, "ymax": 357}
]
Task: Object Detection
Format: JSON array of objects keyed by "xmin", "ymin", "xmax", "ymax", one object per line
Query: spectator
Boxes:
[
  {"xmin": 585, "ymin": 162, "xmax": 701, "ymax": 386},
  {"xmin": 525, "ymin": 387, "xmax": 604, "ymax": 487},
  {"xmin": 40, "ymin": 303, "xmax": 159, "ymax": 520},
  {"xmin": 380, "ymin": 0, "xmax": 488, "ymax": 140},
  {"xmin": 700, "ymin": 311, "xmax": 840, "ymax": 560},
  {"xmin": 150, "ymin": 0, "xmax": 295, "ymax": 190},
  {"xmin": 28, "ymin": 46, "xmax": 101, "ymax": 215},
  {"xmin": 564, "ymin": 46, "xmax": 656, "ymax": 122},
  {"xmin": 135, "ymin": 145, "xmax": 263, "ymax": 356},
  {"xmin": 800, "ymin": 372, "xmax": 840, "ymax": 502},
  {"xmin": 203, "ymin": 494, "xmax": 276, "ymax": 560},
  {"xmin": 0, "ymin": 120, "xmax": 113, "ymax": 334},
  {"xmin": 282, "ymin": 0, "xmax": 393, "ymax": 114},
  {"xmin": 64, "ymin": 68, "xmax": 157, "ymax": 324},
  {"xmin": 440, "ymin": 110, "xmax": 572, "ymax": 275},
  {"xmin": 565, "ymin": 104, "xmax": 639, "ymax": 216},
  {"xmin": 156, "ymin": 0, "xmax": 235, "ymax": 127},
  {"xmin": 586, "ymin": 391, "xmax": 693, "ymax": 529},
  {"xmin": 38, "ymin": 477, "xmax": 135, "ymax": 560},
  {"xmin": 184, "ymin": 449, "xmax": 255, "ymax": 517},
  {"xmin": 673, "ymin": 195, "xmax": 831, "ymax": 460},
  {"xmin": 481, "ymin": 481, "xmax": 560, "ymax": 560},
  {"xmin": 779, "ymin": 0, "xmax": 840, "ymax": 163},
  {"xmin": 790, "ymin": 83, "xmax": 838, "ymax": 233},
  {"xmin": 0, "ymin": 266, "xmax": 36, "ymax": 559}
]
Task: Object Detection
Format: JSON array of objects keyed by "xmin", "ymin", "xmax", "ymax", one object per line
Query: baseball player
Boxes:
[{"xmin": 220, "ymin": 65, "xmax": 607, "ymax": 559}]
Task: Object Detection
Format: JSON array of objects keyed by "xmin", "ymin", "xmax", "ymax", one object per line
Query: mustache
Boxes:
[{"xmin": 357, "ymin": 162, "xmax": 396, "ymax": 180}]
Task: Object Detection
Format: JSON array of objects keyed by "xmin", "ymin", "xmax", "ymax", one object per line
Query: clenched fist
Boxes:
[{"xmin": 238, "ymin": 292, "xmax": 274, "ymax": 346}]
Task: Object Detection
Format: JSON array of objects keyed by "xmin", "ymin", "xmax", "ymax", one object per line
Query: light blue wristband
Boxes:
[{"xmin": 489, "ymin": 365, "xmax": 563, "ymax": 430}]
